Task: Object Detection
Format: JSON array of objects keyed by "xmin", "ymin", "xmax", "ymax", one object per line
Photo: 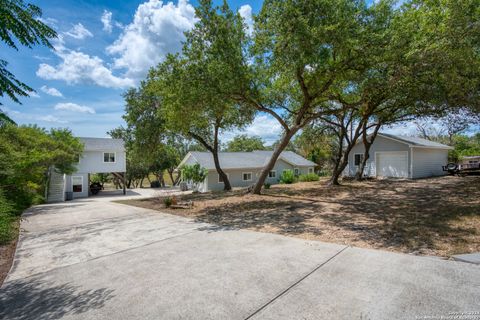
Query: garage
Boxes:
[
  {"xmin": 347, "ymin": 133, "xmax": 452, "ymax": 179},
  {"xmin": 376, "ymin": 152, "xmax": 409, "ymax": 178}
]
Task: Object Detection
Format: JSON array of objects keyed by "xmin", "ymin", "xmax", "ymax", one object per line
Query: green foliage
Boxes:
[
  {"xmin": 279, "ymin": 170, "xmax": 295, "ymax": 184},
  {"xmin": 0, "ymin": 124, "xmax": 81, "ymax": 244},
  {"xmin": 0, "ymin": 190, "xmax": 16, "ymax": 244},
  {"xmin": 298, "ymin": 173, "xmax": 320, "ymax": 182},
  {"xmin": 163, "ymin": 197, "xmax": 173, "ymax": 208},
  {"xmin": 0, "ymin": 0, "xmax": 57, "ymax": 103},
  {"xmin": 226, "ymin": 135, "xmax": 266, "ymax": 152},
  {"xmin": 181, "ymin": 164, "xmax": 208, "ymax": 184},
  {"xmin": 263, "ymin": 183, "xmax": 271, "ymax": 189}
]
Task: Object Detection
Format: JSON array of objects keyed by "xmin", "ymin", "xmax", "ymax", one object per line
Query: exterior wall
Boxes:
[
  {"xmin": 206, "ymin": 159, "xmax": 314, "ymax": 191},
  {"xmin": 65, "ymin": 173, "xmax": 89, "ymax": 199},
  {"xmin": 76, "ymin": 150, "xmax": 126, "ymax": 174},
  {"xmin": 347, "ymin": 136, "xmax": 412, "ymax": 178},
  {"xmin": 411, "ymin": 148, "xmax": 448, "ymax": 178}
]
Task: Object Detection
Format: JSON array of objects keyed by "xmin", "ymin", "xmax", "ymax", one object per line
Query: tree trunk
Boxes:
[
  {"xmin": 355, "ymin": 123, "xmax": 381, "ymax": 181},
  {"xmin": 212, "ymin": 149, "xmax": 232, "ymax": 191},
  {"xmin": 252, "ymin": 128, "xmax": 298, "ymax": 194},
  {"xmin": 167, "ymin": 169, "xmax": 176, "ymax": 186},
  {"xmin": 139, "ymin": 177, "xmax": 144, "ymax": 188}
]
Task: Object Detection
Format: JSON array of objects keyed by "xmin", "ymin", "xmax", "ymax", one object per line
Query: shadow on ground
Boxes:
[{"xmin": 0, "ymin": 276, "xmax": 115, "ymax": 320}]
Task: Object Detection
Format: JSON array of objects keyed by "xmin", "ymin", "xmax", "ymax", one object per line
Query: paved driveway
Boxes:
[{"xmin": 1, "ymin": 197, "xmax": 479, "ymax": 320}]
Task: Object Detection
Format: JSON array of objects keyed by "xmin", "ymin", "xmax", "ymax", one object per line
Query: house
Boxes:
[
  {"xmin": 177, "ymin": 150, "xmax": 317, "ymax": 192},
  {"xmin": 47, "ymin": 137, "xmax": 126, "ymax": 202},
  {"xmin": 346, "ymin": 133, "xmax": 453, "ymax": 179}
]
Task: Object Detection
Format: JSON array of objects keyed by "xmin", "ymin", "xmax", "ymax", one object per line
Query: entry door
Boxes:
[{"xmin": 376, "ymin": 152, "xmax": 408, "ymax": 178}]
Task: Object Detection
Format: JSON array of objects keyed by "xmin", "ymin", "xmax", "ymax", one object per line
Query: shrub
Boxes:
[
  {"xmin": 298, "ymin": 173, "xmax": 320, "ymax": 182},
  {"xmin": 163, "ymin": 197, "xmax": 173, "ymax": 208},
  {"xmin": 280, "ymin": 170, "xmax": 295, "ymax": 184},
  {"xmin": 0, "ymin": 190, "xmax": 17, "ymax": 244},
  {"xmin": 264, "ymin": 183, "xmax": 271, "ymax": 189},
  {"xmin": 150, "ymin": 180, "xmax": 161, "ymax": 188}
]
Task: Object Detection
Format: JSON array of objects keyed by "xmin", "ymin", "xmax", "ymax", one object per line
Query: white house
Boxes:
[
  {"xmin": 178, "ymin": 150, "xmax": 317, "ymax": 192},
  {"xmin": 346, "ymin": 133, "xmax": 453, "ymax": 179},
  {"xmin": 47, "ymin": 137, "xmax": 126, "ymax": 202}
]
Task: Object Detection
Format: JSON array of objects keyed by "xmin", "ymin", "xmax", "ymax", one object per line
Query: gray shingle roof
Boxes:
[
  {"xmin": 183, "ymin": 151, "xmax": 316, "ymax": 170},
  {"xmin": 79, "ymin": 137, "xmax": 125, "ymax": 151},
  {"xmin": 379, "ymin": 133, "xmax": 453, "ymax": 149}
]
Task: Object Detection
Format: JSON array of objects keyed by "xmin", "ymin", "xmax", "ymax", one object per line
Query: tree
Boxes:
[
  {"xmin": 226, "ymin": 134, "xmax": 266, "ymax": 152},
  {"xmin": 234, "ymin": 0, "xmax": 373, "ymax": 193},
  {"xmin": 180, "ymin": 164, "xmax": 208, "ymax": 192},
  {"xmin": 292, "ymin": 125, "xmax": 335, "ymax": 171},
  {"xmin": 146, "ymin": 1, "xmax": 255, "ymax": 191},
  {"xmin": 0, "ymin": 0, "xmax": 56, "ymax": 104}
]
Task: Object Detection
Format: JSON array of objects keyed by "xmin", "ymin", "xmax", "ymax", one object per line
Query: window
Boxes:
[
  {"xmin": 218, "ymin": 173, "xmax": 229, "ymax": 183},
  {"xmin": 308, "ymin": 167, "xmax": 314, "ymax": 174},
  {"xmin": 294, "ymin": 168, "xmax": 300, "ymax": 176},
  {"xmin": 354, "ymin": 154, "xmax": 364, "ymax": 166},
  {"xmin": 268, "ymin": 170, "xmax": 276, "ymax": 178},
  {"xmin": 74, "ymin": 154, "xmax": 80, "ymax": 163},
  {"xmin": 72, "ymin": 176, "xmax": 83, "ymax": 193},
  {"xmin": 103, "ymin": 152, "xmax": 115, "ymax": 163},
  {"xmin": 242, "ymin": 172, "xmax": 252, "ymax": 181}
]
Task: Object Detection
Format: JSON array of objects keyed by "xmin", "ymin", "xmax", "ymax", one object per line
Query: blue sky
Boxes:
[{"xmin": 0, "ymin": 0, "xmax": 454, "ymax": 144}]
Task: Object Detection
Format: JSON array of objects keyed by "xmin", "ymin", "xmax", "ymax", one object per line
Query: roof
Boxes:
[
  {"xmin": 179, "ymin": 150, "xmax": 316, "ymax": 170},
  {"xmin": 377, "ymin": 133, "xmax": 453, "ymax": 149},
  {"xmin": 79, "ymin": 137, "xmax": 125, "ymax": 152}
]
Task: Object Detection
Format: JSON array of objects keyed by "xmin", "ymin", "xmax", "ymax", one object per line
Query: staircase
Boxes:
[{"xmin": 47, "ymin": 170, "xmax": 66, "ymax": 203}]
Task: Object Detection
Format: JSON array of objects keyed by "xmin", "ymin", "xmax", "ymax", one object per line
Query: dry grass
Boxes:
[{"xmin": 118, "ymin": 175, "xmax": 480, "ymax": 257}]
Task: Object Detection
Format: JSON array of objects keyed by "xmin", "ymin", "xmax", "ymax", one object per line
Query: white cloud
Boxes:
[
  {"xmin": 106, "ymin": 0, "xmax": 197, "ymax": 78},
  {"xmin": 65, "ymin": 23, "xmax": 93, "ymax": 40},
  {"xmin": 101, "ymin": 10, "xmax": 113, "ymax": 33},
  {"xmin": 37, "ymin": 50, "xmax": 135, "ymax": 89},
  {"xmin": 223, "ymin": 114, "xmax": 283, "ymax": 145},
  {"xmin": 54, "ymin": 102, "xmax": 96, "ymax": 114},
  {"xmin": 28, "ymin": 91, "xmax": 40, "ymax": 98},
  {"xmin": 38, "ymin": 115, "xmax": 68, "ymax": 124},
  {"xmin": 238, "ymin": 5, "xmax": 253, "ymax": 36},
  {"xmin": 40, "ymin": 85, "xmax": 63, "ymax": 97}
]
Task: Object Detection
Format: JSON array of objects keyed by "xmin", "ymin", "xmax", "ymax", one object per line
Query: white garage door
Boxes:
[{"xmin": 376, "ymin": 152, "xmax": 408, "ymax": 178}]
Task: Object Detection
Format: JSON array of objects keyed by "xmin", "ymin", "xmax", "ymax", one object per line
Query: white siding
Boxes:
[
  {"xmin": 76, "ymin": 150, "xmax": 126, "ymax": 174},
  {"xmin": 411, "ymin": 148, "xmax": 448, "ymax": 178},
  {"xmin": 348, "ymin": 136, "xmax": 411, "ymax": 177}
]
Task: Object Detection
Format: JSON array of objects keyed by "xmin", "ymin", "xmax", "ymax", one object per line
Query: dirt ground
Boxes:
[
  {"xmin": 0, "ymin": 221, "xmax": 19, "ymax": 286},
  {"xmin": 121, "ymin": 175, "xmax": 480, "ymax": 257}
]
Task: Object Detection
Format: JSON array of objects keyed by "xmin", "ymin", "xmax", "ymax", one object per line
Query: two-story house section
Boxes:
[{"xmin": 47, "ymin": 137, "xmax": 127, "ymax": 202}]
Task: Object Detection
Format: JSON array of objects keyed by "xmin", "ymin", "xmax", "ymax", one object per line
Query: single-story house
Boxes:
[
  {"xmin": 178, "ymin": 150, "xmax": 317, "ymax": 192},
  {"xmin": 346, "ymin": 133, "xmax": 453, "ymax": 179},
  {"xmin": 47, "ymin": 137, "xmax": 126, "ymax": 202}
]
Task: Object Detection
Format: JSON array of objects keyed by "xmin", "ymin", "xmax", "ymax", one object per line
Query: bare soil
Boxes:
[
  {"xmin": 0, "ymin": 220, "xmax": 19, "ymax": 286},
  {"xmin": 118, "ymin": 175, "xmax": 480, "ymax": 257}
]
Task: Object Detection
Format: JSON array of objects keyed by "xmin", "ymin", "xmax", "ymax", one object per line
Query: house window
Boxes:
[
  {"xmin": 354, "ymin": 154, "xmax": 364, "ymax": 166},
  {"xmin": 103, "ymin": 152, "xmax": 115, "ymax": 163},
  {"xmin": 268, "ymin": 170, "xmax": 276, "ymax": 178},
  {"xmin": 218, "ymin": 173, "xmax": 229, "ymax": 183},
  {"xmin": 72, "ymin": 176, "xmax": 83, "ymax": 193},
  {"xmin": 242, "ymin": 172, "xmax": 252, "ymax": 181},
  {"xmin": 294, "ymin": 168, "xmax": 300, "ymax": 176},
  {"xmin": 308, "ymin": 167, "xmax": 314, "ymax": 174}
]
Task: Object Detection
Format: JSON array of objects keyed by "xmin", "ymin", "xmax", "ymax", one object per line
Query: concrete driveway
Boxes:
[{"xmin": 1, "ymin": 197, "xmax": 479, "ymax": 320}]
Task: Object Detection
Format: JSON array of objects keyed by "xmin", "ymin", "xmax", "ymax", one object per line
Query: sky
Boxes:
[{"xmin": 0, "ymin": 0, "xmax": 436, "ymax": 144}]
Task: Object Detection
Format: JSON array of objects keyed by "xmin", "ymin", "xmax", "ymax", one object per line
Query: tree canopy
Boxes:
[{"xmin": 226, "ymin": 135, "xmax": 266, "ymax": 152}]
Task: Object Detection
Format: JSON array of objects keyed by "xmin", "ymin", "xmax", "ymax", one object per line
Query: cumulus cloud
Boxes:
[
  {"xmin": 38, "ymin": 115, "xmax": 68, "ymax": 123},
  {"xmin": 228, "ymin": 114, "xmax": 283, "ymax": 145},
  {"xmin": 238, "ymin": 5, "xmax": 253, "ymax": 36},
  {"xmin": 65, "ymin": 23, "xmax": 93, "ymax": 40},
  {"xmin": 106, "ymin": 0, "xmax": 197, "ymax": 78},
  {"xmin": 101, "ymin": 10, "xmax": 113, "ymax": 33},
  {"xmin": 54, "ymin": 102, "xmax": 96, "ymax": 114},
  {"xmin": 37, "ymin": 50, "xmax": 135, "ymax": 89},
  {"xmin": 40, "ymin": 85, "xmax": 63, "ymax": 97},
  {"xmin": 28, "ymin": 91, "xmax": 40, "ymax": 98}
]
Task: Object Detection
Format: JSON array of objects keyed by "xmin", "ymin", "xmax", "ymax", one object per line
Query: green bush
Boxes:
[
  {"xmin": 150, "ymin": 180, "xmax": 161, "ymax": 188},
  {"xmin": 163, "ymin": 197, "xmax": 173, "ymax": 208},
  {"xmin": 298, "ymin": 173, "xmax": 320, "ymax": 182},
  {"xmin": 264, "ymin": 183, "xmax": 271, "ymax": 189},
  {"xmin": 0, "ymin": 190, "xmax": 17, "ymax": 244},
  {"xmin": 280, "ymin": 170, "xmax": 295, "ymax": 184}
]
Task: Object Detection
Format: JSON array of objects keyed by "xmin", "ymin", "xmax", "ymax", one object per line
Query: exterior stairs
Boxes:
[{"xmin": 47, "ymin": 169, "xmax": 65, "ymax": 203}]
